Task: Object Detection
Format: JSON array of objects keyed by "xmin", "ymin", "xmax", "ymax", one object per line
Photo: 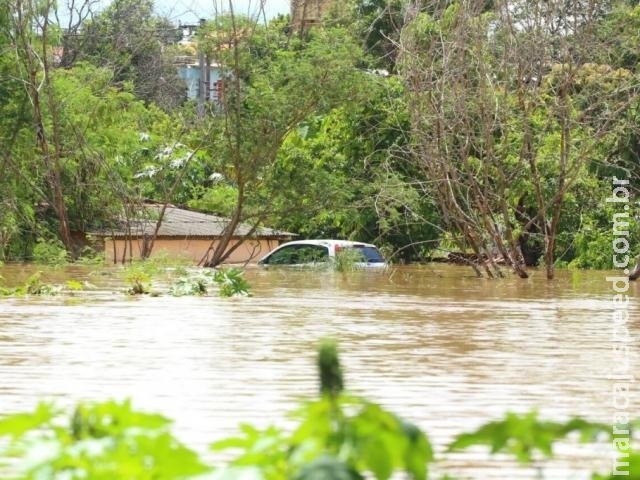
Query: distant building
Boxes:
[
  {"xmin": 93, "ymin": 203, "xmax": 295, "ymax": 265},
  {"xmin": 174, "ymin": 21, "xmax": 225, "ymax": 103},
  {"xmin": 176, "ymin": 64, "xmax": 223, "ymax": 101}
]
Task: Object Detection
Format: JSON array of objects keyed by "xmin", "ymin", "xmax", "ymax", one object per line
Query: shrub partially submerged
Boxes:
[{"xmin": 0, "ymin": 271, "xmax": 84, "ymax": 296}]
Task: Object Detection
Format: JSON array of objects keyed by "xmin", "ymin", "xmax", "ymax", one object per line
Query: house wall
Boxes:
[
  {"xmin": 177, "ymin": 64, "xmax": 222, "ymax": 101},
  {"xmin": 104, "ymin": 237, "xmax": 282, "ymax": 265}
]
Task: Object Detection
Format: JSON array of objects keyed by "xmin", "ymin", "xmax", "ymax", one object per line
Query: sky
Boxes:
[{"xmin": 152, "ymin": 0, "xmax": 290, "ymax": 24}]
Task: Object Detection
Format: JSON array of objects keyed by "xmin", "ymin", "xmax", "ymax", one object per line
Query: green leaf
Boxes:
[
  {"xmin": 401, "ymin": 420, "xmax": 433, "ymax": 480},
  {"xmin": 447, "ymin": 411, "xmax": 609, "ymax": 465},
  {"xmin": 293, "ymin": 455, "xmax": 364, "ymax": 480},
  {"xmin": 65, "ymin": 280, "xmax": 84, "ymax": 291},
  {"xmin": 360, "ymin": 437, "xmax": 394, "ymax": 480},
  {"xmin": 0, "ymin": 402, "xmax": 56, "ymax": 440}
]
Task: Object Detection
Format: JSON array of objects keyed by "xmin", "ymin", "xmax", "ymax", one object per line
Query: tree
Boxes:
[
  {"xmin": 0, "ymin": 1, "xmax": 31, "ymax": 259},
  {"xmin": 191, "ymin": 12, "xmax": 365, "ymax": 267},
  {"xmin": 397, "ymin": 0, "xmax": 637, "ymax": 278},
  {"xmin": 351, "ymin": 0, "xmax": 407, "ymax": 72},
  {"xmin": 44, "ymin": 64, "xmax": 176, "ymax": 233},
  {"xmin": 62, "ymin": 0, "xmax": 186, "ymax": 110},
  {"xmin": 271, "ymin": 75, "xmax": 441, "ymax": 262},
  {"xmin": 3, "ymin": 2, "xmax": 177, "ymax": 261},
  {"xmin": 8, "ymin": 0, "xmax": 76, "ymax": 256}
]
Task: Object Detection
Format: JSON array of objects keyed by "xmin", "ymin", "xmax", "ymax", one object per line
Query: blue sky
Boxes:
[{"xmin": 154, "ymin": 0, "xmax": 290, "ymax": 24}]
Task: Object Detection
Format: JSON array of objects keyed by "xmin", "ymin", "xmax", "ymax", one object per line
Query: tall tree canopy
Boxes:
[
  {"xmin": 1, "ymin": 0, "xmax": 638, "ymax": 274},
  {"xmin": 188, "ymin": 14, "xmax": 367, "ymax": 266},
  {"xmin": 397, "ymin": 0, "xmax": 639, "ymax": 278},
  {"xmin": 62, "ymin": 0, "xmax": 186, "ymax": 109}
]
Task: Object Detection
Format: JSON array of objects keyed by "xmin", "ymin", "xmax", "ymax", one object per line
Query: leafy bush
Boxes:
[
  {"xmin": 0, "ymin": 400, "xmax": 209, "ymax": 479},
  {"xmin": 333, "ymin": 248, "xmax": 365, "ymax": 272},
  {"xmin": 213, "ymin": 339, "xmax": 433, "ymax": 479},
  {"xmin": 122, "ymin": 260, "xmax": 252, "ymax": 298},
  {"xmin": 213, "ymin": 267, "xmax": 251, "ymax": 297},
  {"xmin": 76, "ymin": 244, "xmax": 105, "ymax": 265},
  {"xmin": 0, "ymin": 271, "xmax": 69, "ymax": 296},
  {"xmin": 169, "ymin": 270, "xmax": 214, "ymax": 296},
  {"xmin": 124, "ymin": 266, "xmax": 152, "ymax": 295},
  {"xmin": 448, "ymin": 411, "xmax": 608, "ymax": 464},
  {"xmin": 32, "ymin": 238, "xmax": 68, "ymax": 266}
]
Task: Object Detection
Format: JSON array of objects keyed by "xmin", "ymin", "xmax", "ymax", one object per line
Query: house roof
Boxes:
[{"xmin": 96, "ymin": 204, "xmax": 295, "ymax": 239}]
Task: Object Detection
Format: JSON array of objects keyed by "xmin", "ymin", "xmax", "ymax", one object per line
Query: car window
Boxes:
[
  {"xmin": 354, "ymin": 246, "xmax": 385, "ymax": 263},
  {"xmin": 296, "ymin": 245, "xmax": 330, "ymax": 263},
  {"xmin": 264, "ymin": 244, "xmax": 329, "ymax": 264},
  {"xmin": 264, "ymin": 245, "xmax": 298, "ymax": 264}
]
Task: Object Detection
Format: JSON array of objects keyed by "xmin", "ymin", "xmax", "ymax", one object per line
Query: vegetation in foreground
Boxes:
[
  {"xmin": 0, "ymin": 263, "xmax": 252, "ymax": 298},
  {"xmin": 0, "ymin": 340, "xmax": 633, "ymax": 479}
]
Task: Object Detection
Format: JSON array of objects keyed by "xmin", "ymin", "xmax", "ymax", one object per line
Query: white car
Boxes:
[{"xmin": 257, "ymin": 239, "xmax": 387, "ymax": 268}]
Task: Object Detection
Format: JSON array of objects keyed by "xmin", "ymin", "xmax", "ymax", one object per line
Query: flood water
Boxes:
[{"xmin": 0, "ymin": 263, "xmax": 637, "ymax": 479}]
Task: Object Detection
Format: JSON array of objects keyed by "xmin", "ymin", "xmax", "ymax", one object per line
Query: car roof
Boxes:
[{"xmin": 276, "ymin": 239, "xmax": 377, "ymax": 248}]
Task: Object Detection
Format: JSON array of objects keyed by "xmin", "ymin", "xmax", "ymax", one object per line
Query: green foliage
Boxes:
[
  {"xmin": 0, "ymin": 399, "xmax": 210, "ymax": 479},
  {"xmin": 0, "ymin": 401, "xmax": 57, "ymax": 440},
  {"xmin": 64, "ymin": 0, "xmax": 185, "ymax": 109},
  {"xmin": 591, "ymin": 3, "xmax": 640, "ymax": 71},
  {"xmin": 271, "ymin": 76, "xmax": 440, "ymax": 262},
  {"xmin": 122, "ymin": 257, "xmax": 192, "ymax": 295},
  {"xmin": 191, "ymin": 17, "xmax": 368, "ymax": 267},
  {"xmin": 317, "ymin": 339, "xmax": 344, "ymax": 396},
  {"xmin": 333, "ymin": 248, "xmax": 367, "ymax": 272},
  {"xmin": 75, "ymin": 245, "xmax": 106, "ymax": 266},
  {"xmin": 1, "ymin": 54, "xmax": 179, "ymax": 262},
  {"xmin": 593, "ymin": 452, "xmax": 640, "ymax": 479},
  {"xmin": 396, "ymin": 0, "xmax": 640, "ymax": 276},
  {"xmin": 562, "ymin": 178, "xmax": 640, "ymax": 269},
  {"xmin": 210, "ymin": 424, "xmax": 290, "ymax": 479},
  {"xmin": 65, "ymin": 279, "xmax": 85, "ymax": 291},
  {"xmin": 188, "ymin": 182, "xmax": 238, "ymax": 218},
  {"xmin": 169, "ymin": 270, "xmax": 215, "ymax": 296},
  {"xmin": 213, "ymin": 267, "xmax": 252, "ymax": 297},
  {"xmin": 302, "ymin": 399, "xmax": 433, "ymax": 480},
  {"xmin": 0, "ymin": 272, "xmax": 64, "ymax": 296},
  {"xmin": 349, "ymin": 0, "xmax": 407, "ymax": 72},
  {"xmin": 2, "ymin": 0, "xmax": 640, "ymax": 272},
  {"xmin": 213, "ymin": 342, "xmax": 433, "ymax": 480},
  {"xmin": 32, "ymin": 239, "xmax": 68, "ymax": 266},
  {"xmin": 132, "ymin": 143, "xmax": 212, "ymax": 206},
  {"xmin": 11, "ymin": 270, "xmax": 87, "ymax": 296},
  {"xmin": 46, "ymin": 63, "xmax": 178, "ymax": 229},
  {"xmin": 0, "ymin": 262, "xmax": 252, "ymax": 299},
  {"xmin": 293, "ymin": 455, "xmax": 364, "ymax": 480},
  {"xmin": 448, "ymin": 411, "xmax": 608, "ymax": 464},
  {"xmin": 124, "ymin": 265, "xmax": 153, "ymax": 295}
]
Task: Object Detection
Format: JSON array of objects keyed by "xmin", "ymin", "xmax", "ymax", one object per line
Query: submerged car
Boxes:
[{"xmin": 257, "ymin": 239, "xmax": 387, "ymax": 268}]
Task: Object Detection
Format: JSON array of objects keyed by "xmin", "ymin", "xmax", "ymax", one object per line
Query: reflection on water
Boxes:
[{"xmin": 0, "ymin": 264, "xmax": 637, "ymax": 478}]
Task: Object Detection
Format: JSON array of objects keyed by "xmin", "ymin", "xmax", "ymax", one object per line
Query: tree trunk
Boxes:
[
  {"xmin": 18, "ymin": 0, "xmax": 75, "ymax": 256},
  {"xmin": 630, "ymin": 257, "xmax": 640, "ymax": 281}
]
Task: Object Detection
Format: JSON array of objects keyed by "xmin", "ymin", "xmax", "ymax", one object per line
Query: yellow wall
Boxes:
[{"xmin": 104, "ymin": 237, "xmax": 282, "ymax": 265}]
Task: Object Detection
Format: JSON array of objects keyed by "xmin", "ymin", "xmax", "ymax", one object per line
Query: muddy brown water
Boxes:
[{"xmin": 0, "ymin": 263, "xmax": 637, "ymax": 478}]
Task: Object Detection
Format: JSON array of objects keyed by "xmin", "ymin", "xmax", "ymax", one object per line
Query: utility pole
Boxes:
[{"xmin": 197, "ymin": 18, "xmax": 207, "ymax": 119}]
